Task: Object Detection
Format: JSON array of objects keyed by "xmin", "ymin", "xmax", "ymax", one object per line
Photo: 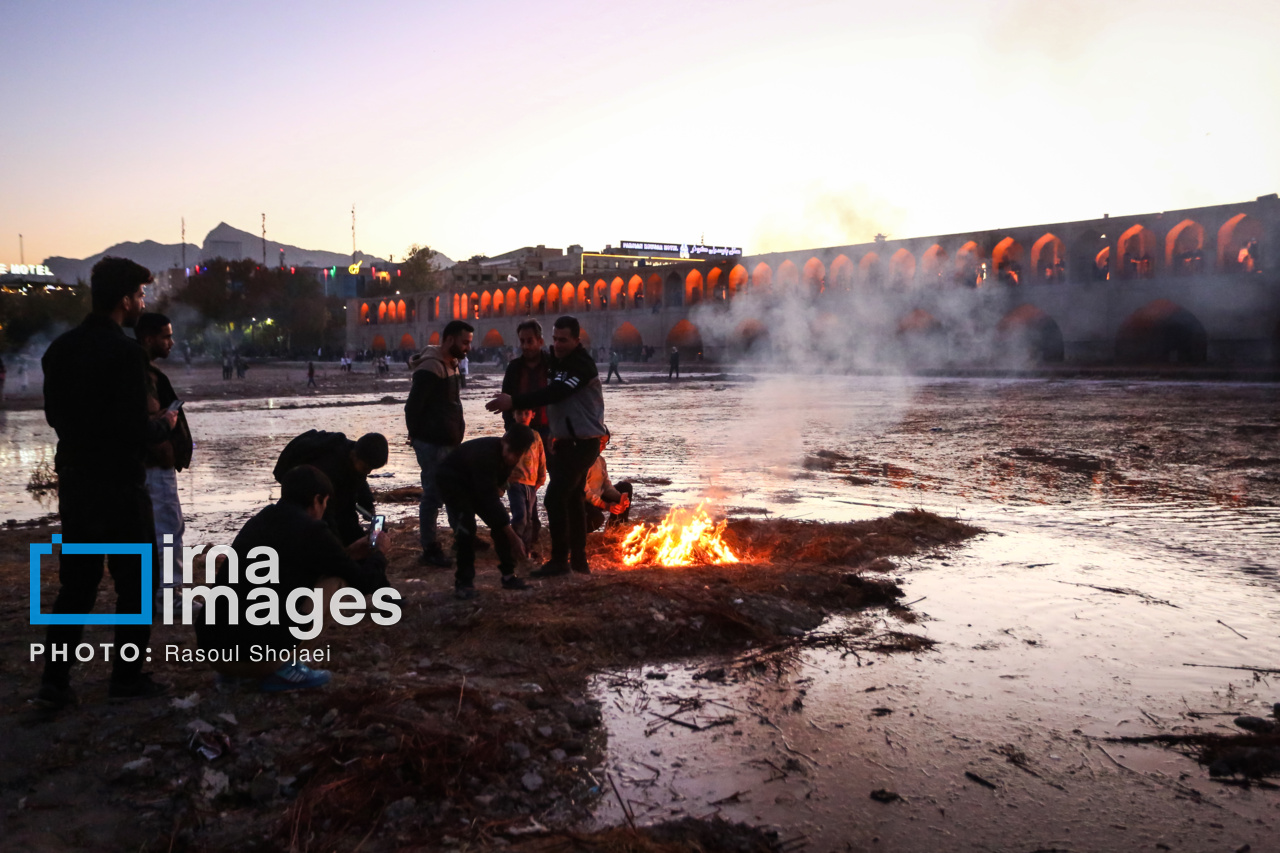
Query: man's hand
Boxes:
[
  {"xmin": 504, "ymin": 525, "xmax": 527, "ymax": 560},
  {"xmin": 372, "ymin": 527, "xmax": 392, "ymax": 553},
  {"xmin": 609, "ymin": 493, "xmax": 631, "ymax": 515},
  {"xmin": 162, "ymin": 410, "xmax": 178, "ymax": 429},
  {"xmin": 346, "ymin": 536, "xmax": 373, "ymax": 560},
  {"xmin": 485, "ymin": 393, "xmax": 514, "ymax": 413}
]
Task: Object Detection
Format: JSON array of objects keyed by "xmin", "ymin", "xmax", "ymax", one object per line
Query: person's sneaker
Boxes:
[
  {"xmin": 570, "ymin": 559, "xmax": 592, "ymax": 575},
  {"xmin": 530, "ymin": 559, "xmax": 570, "ymax": 578},
  {"xmin": 259, "ymin": 663, "xmax": 331, "ymax": 693},
  {"xmin": 501, "ymin": 575, "xmax": 530, "ymax": 590},
  {"xmin": 33, "ymin": 682, "xmax": 77, "ymax": 710},
  {"xmin": 108, "ymin": 673, "xmax": 170, "ymax": 701},
  {"xmin": 418, "ymin": 546, "xmax": 452, "ymax": 568},
  {"xmin": 454, "ymin": 585, "xmax": 479, "ymax": 600}
]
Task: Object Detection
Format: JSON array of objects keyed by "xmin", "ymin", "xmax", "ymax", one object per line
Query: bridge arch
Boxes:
[
  {"xmin": 752, "ymin": 262, "xmax": 773, "ymax": 292},
  {"xmin": 997, "ymin": 304, "xmax": 1064, "ymax": 362},
  {"xmin": 561, "ymin": 283, "xmax": 576, "ymax": 312},
  {"xmin": 1165, "ymin": 219, "xmax": 1205, "ymax": 275},
  {"xmin": 735, "ymin": 318, "xmax": 769, "ymax": 352},
  {"xmin": 728, "ymin": 264, "xmax": 749, "ymax": 296},
  {"xmin": 890, "ymin": 249, "xmax": 916, "ymax": 289},
  {"xmin": 481, "ymin": 329, "xmax": 504, "ymax": 348},
  {"xmin": 707, "ymin": 267, "xmax": 724, "ymax": 302},
  {"xmin": 646, "ymin": 273, "xmax": 663, "ymax": 305},
  {"xmin": 491, "ymin": 290, "xmax": 504, "ymax": 317},
  {"xmin": 1115, "ymin": 299, "xmax": 1207, "ymax": 364},
  {"xmin": 1218, "ymin": 213, "xmax": 1263, "ymax": 273},
  {"xmin": 578, "ymin": 281, "xmax": 590, "ymax": 311},
  {"xmin": 611, "ymin": 321, "xmax": 643, "ymax": 355},
  {"xmin": 377, "ymin": 301, "xmax": 387, "ymax": 323},
  {"xmin": 610, "ymin": 276, "xmax": 625, "ymax": 307},
  {"xmin": 594, "ymin": 279, "xmax": 608, "ymax": 309},
  {"xmin": 429, "ymin": 331, "xmax": 440, "ymax": 345},
  {"xmin": 663, "ymin": 271, "xmax": 684, "ymax": 307},
  {"xmin": 955, "ymin": 241, "xmax": 983, "ymax": 287},
  {"xmin": 685, "ymin": 269, "xmax": 704, "ymax": 305},
  {"xmin": 399, "ymin": 333, "xmax": 415, "ymax": 350},
  {"xmin": 1030, "ymin": 233, "xmax": 1065, "ymax": 283},
  {"xmin": 1118, "ymin": 224, "xmax": 1157, "ymax": 280},
  {"xmin": 920, "ymin": 244, "xmax": 947, "ymax": 285},
  {"xmin": 519, "ymin": 287, "xmax": 531, "ymax": 314},
  {"xmin": 667, "ymin": 319, "xmax": 703, "ymax": 357},
  {"xmin": 531, "ymin": 285, "xmax": 545, "ymax": 313},
  {"xmin": 897, "ymin": 308, "xmax": 943, "ymax": 335},
  {"xmin": 803, "ymin": 257, "xmax": 825, "ymax": 296},
  {"xmin": 546, "ymin": 284, "xmax": 560, "ymax": 313},
  {"xmin": 776, "ymin": 260, "xmax": 800, "ymax": 291},
  {"xmin": 828, "ymin": 254, "xmax": 854, "ymax": 292},
  {"xmin": 371, "ymin": 334, "xmax": 387, "ymax": 351},
  {"xmin": 859, "ymin": 252, "xmax": 883, "ymax": 288},
  {"xmin": 992, "ymin": 237, "xmax": 1026, "ymax": 285},
  {"xmin": 505, "ymin": 288, "xmax": 518, "ymax": 316}
]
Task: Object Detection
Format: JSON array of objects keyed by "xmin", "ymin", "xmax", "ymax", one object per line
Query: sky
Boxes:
[{"xmin": 2, "ymin": 0, "xmax": 1279, "ymax": 266}]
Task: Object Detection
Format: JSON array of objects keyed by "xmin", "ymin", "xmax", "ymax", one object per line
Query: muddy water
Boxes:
[{"xmin": 4, "ymin": 374, "xmax": 1279, "ymax": 848}]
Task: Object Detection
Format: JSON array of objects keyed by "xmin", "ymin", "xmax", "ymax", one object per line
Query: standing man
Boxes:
[
  {"xmin": 405, "ymin": 320, "xmax": 473, "ymax": 567},
  {"xmin": 38, "ymin": 257, "xmax": 176, "ymax": 708},
  {"xmin": 605, "ymin": 349, "xmax": 623, "ymax": 384},
  {"xmin": 502, "ymin": 319, "xmax": 551, "ymax": 445},
  {"xmin": 668, "ymin": 346, "xmax": 680, "ymax": 379},
  {"xmin": 136, "ymin": 312, "xmax": 194, "ymax": 603},
  {"xmin": 307, "ymin": 360, "xmax": 317, "ymax": 388},
  {"xmin": 486, "ymin": 316, "xmax": 606, "ymax": 577}
]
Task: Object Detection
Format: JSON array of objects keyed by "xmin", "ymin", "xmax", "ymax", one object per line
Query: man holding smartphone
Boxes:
[{"xmin": 137, "ymin": 313, "xmax": 193, "ymax": 601}]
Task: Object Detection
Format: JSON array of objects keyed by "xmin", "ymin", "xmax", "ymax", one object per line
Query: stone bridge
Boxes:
[{"xmin": 347, "ymin": 196, "xmax": 1280, "ymax": 366}]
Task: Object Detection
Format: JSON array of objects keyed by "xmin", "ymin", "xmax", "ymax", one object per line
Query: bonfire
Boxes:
[{"xmin": 620, "ymin": 503, "xmax": 740, "ymax": 567}]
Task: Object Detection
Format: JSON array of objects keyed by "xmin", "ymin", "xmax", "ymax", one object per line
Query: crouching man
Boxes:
[
  {"xmin": 195, "ymin": 465, "xmax": 393, "ymax": 692},
  {"xmin": 437, "ymin": 425, "xmax": 536, "ymax": 600}
]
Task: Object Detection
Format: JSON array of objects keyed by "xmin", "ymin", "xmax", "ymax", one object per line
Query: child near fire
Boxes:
[{"xmin": 507, "ymin": 409, "xmax": 546, "ymax": 559}]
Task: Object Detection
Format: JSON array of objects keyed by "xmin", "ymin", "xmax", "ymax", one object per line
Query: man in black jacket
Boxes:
[
  {"xmin": 437, "ymin": 426, "xmax": 535, "ymax": 599},
  {"xmin": 501, "ymin": 319, "xmax": 551, "ymax": 443},
  {"xmin": 486, "ymin": 316, "xmax": 606, "ymax": 577},
  {"xmin": 137, "ymin": 312, "xmax": 194, "ymax": 599},
  {"xmin": 405, "ymin": 320, "xmax": 473, "ymax": 566},
  {"xmin": 195, "ymin": 465, "xmax": 393, "ymax": 692},
  {"xmin": 273, "ymin": 430, "xmax": 389, "ymax": 546},
  {"xmin": 37, "ymin": 257, "xmax": 177, "ymax": 709}
]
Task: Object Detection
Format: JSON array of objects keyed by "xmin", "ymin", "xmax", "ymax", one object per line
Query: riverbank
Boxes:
[{"xmin": 0, "ymin": 510, "xmax": 978, "ymax": 851}]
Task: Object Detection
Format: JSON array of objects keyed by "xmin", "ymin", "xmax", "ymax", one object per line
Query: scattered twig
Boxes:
[
  {"xmin": 1183, "ymin": 663, "xmax": 1280, "ymax": 675},
  {"xmin": 709, "ymin": 790, "xmax": 750, "ymax": 805},
  {"xmin": 606, "ymin": 771, "xmax": 636, "ymax": 831},
  {"xmin": 1217, "ymin": 620, "xmax": 1248, "ymax": 640},
  {"xmin": 1053, "ymin": 580, "xmax": 1179, "ymax": 608},
  {"xmin": 900, "ymin": 596, "xmax": 927, "ymax": 607},
  {"xmin": 964, "ymin": 770, "xmax": 999, "ymax": 789},
  {"xmin": 455, "ymin": 675, "xmax": 466, "ymax": 720}
]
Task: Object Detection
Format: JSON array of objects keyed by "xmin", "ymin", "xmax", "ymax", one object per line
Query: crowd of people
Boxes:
[{"xmin": 33, "ymin": 258, "xmax": 635, "ymax": 710}]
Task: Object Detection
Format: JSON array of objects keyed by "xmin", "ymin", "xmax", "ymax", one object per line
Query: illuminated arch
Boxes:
[
  {"xmin": 859, "ymin": 252, "xmax": 883, "ymax": 287},
  {"xmin": 627, "ymin": 274, "xmax": 643, "ymax": 303},
  {"xmin": 594, "ymin": 278, "xmax": 608, "ymax": 309},
  {"xmin": 547, "ymin": 283, "xmax": 560, "ymax": 313},
  {"xmin": 396, "ymin": 299, "xmax": 407, "ymax": 322},
  {"xmin": 735, "ymin": 318, "xmax": 769, "ymax": 352},
  {"xmin": 452, "ymin": 293, "xmax": 460, "ymax": 319},
  {"xmin": 484, "ymin": 291, "xmax": 497, "ymax": 317},
  {"xmin": 481, "ymin": 329, "xmax": 504, "ymax": 347},
  {"xmin": 1030, "ymin": 234, "xmax": 1065, "ymax": 283},
  {"xmin": 896, "ymin": 309, "xmax": 943, "ymax": 335},
  {"xmin": 518, "ymin": 287, "xmax": 530, "ymax": 314},
  {"xmin": 776, "ymin": 260, "xmax": 799, "ymax": 291},
  {"xmin": 360, "ymin": 302, "xmax": 370, "ymax": 324},
  {"xmin": 531, "ymin": 285, "xmax": 545, "ymax": 313},
  {"xmin": 752, "ymin": 262, "xmax": 773, "ymax": 291},
  {"xmin": 560, "ymin": 283, "xmax": 575, "ymax": 311},
  {"xmin": 889, "ymin": 249, "xmax": 916, "ymax": 289},
  {"xmin": 1096, "ymin": 246, "xmax": 1111, "ymax": 279},
  {"xmin": 371, "ymin": 334, "xmax": 387, "ymax": 351},
  {"xmin": 611, "ymin": 321, "xmax": 643, "ymax": 350},
  {"xmin": 1164, "ymin": 220, "xmax": 1204, "ymax": 276},
  {"xmin": 706, "ymin": 267, "xmax": 723, "ymax": 301},
  {"xmin": 399, "ymin": 333, "xmax": 415, "ymax": 350},
  {"xmin": 1117, "ymin": 224, "xmax": 1157, "ymax": 280},
  {"xmin": 1218, "ymin": 213, "xmax": 1263, "ymax": 272},
  {"xmin": 954, "ymin": 241, "xmax": 982, "ymax": 287},
  {"xmin": 992, "ymin": 237, "xmax": 1026, "ymax": 285},
  {"xmin": 579, "ymin": 281, "xmax": 591, "ymax": 310},
  {"xmin": 431, "ymin": 295, "xmax": 440, "ymax": 321},
  {"xmin": 666, "ymin": 319, "xmax": 703, "ymax": 354},
  {"xmin": 1116, "ymin": 299, "xmax": 1207, "ymax": 363},
  {"xmin": 802, "ymin": 257, "xmax": 825, "ymax": 296},
  {"xmin": 578, "ymin": 326, "xmax": 592, "ymax": 347},
  {"xmin": 609, "ymin": 276, "xmax": 624, "ymax": 306},
  {"xmin": 727, "ymin": 263, "xmax": 749, "ymax": 296},
  {"xmin": 685, "ymin": 269, "xmax": 704, "ymax": 305},
  {"xmin": 920, "ymin": 245, "xmax": 947, "ymax": 284},
  {"xmin": 505, "ymin": 288, "xmax": 517, "ymax": 316},
  {"xmin": 429, "ymin": 331, "xmax": 440, "ymax": 345},
  {"xmin": 828, "ymin": 254, "xmax": 854, "ymax": 291},
  {"xmin": 377, "ymin": 302, "xmax": 387, "ymax": 323},
  {"xmin": 997, "ymin": 304, "xmax": 1064, "ymax": 362},
  {"xmin": 645, "ymin": 273, "xmax": 663, "ymax": 304}
]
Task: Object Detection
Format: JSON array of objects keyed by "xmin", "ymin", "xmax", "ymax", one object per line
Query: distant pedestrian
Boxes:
[
  {"xmin": 307, "ymin": 361, "xmax": 317, "ymax": 388},
  {"xmin": 605, "ymin": 349, "xmax": 623, "ymax": 383},
  {"xmin": 668, "ymin": 346, "xmax": 680, "ymax": 379}
]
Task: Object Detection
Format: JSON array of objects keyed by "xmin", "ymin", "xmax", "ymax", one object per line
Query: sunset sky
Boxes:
[{"xmin": 2, "ymin": 0, "xmax": 1278, "ymax": 266}]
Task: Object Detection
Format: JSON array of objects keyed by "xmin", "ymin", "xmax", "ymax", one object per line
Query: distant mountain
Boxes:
[{"xmin": 43, "ymin": 223, "xmax": 454, "ymax": 283}]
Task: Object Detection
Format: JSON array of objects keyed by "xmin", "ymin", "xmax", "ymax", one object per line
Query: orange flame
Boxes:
[{"xmin": 620, "ymin": 503, "xmax": 740, "ymax": 567}]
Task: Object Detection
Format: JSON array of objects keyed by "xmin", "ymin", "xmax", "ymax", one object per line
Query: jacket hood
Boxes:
[{"xmin": 409, "ymin": 345, "xmax": 453, "ymax": 372}]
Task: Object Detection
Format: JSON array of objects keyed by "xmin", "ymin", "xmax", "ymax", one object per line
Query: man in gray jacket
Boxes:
[
  {"xmin": 405, "ymin": 320, "xmax": 473, "ymax": 566},
  {"xmin": 486, "ymin": 315, "xmax": 605, "ymax": 576}
]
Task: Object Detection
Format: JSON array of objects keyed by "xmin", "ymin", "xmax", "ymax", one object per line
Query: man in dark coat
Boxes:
[
  {"xmin": 37, "ymin": 257, "xmax": 177, "ymax": 708},
  {"xmin": 273, "ymin": 430, "xmax": 389, "ymax": 546}
]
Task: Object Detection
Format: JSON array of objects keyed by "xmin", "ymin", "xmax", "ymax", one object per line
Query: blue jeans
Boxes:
[
  {"xmin": 412, "ymin": 439, "xmax": 456, "ymax": 550},
  {"xmin": 507, "ymin": 482, "xmax": 540, "ymax": 550},
  {"xmin": 145, "ymin": 467, "xmax": 184, "ymax": 589}
]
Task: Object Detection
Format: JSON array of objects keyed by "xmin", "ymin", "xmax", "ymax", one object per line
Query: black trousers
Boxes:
[
  {"xmin": 443, "ymin": 490, "xmax": 516, "ymax": 589},
  {"xmin": 545, "ymin": 438, "xmax": 600, "ymax": 567},
  {"xmin": 605, "ymin": 364, "xmax": 622, "ymax": 382},
  {"xmin": 43, "ymin": 473, "xmax": 155, "ymax": 687},
  {"xmin": 586, "ymin": 481, "xmax": 633, "ymax": 531}
]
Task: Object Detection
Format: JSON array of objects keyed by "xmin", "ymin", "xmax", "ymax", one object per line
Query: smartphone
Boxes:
[
  {"xmin": 166, "ymin": 399, "xmax": 184, "ymax": 413},
  {"xmin": 369, "ymin": 514, "xmax": 386, "ymax": 547}
]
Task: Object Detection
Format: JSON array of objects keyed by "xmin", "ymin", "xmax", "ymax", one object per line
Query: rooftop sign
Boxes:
[
  {"xmin": 618, "ymin": 242, "xmax": 742, "ymax": 258},
  {"xmin": 0, "ymin": 263, "xmax": 54, "ymax": 276}
]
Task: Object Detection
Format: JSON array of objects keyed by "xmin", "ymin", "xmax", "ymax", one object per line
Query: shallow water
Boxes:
[{"xmin": 5, "ymin": 373, "xmax": 1280, "ymax": 848}]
